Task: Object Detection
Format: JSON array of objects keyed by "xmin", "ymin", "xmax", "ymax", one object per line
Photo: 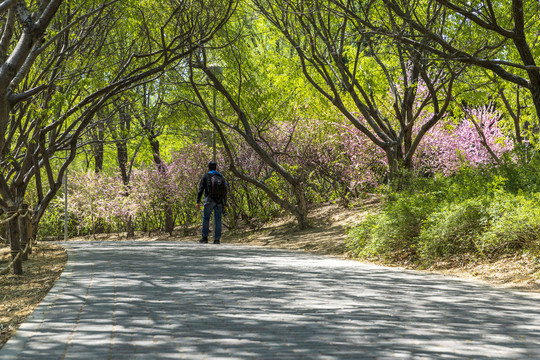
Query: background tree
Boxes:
[
  {"xmin": 375, "ymin": 0, "xmax": 540, "ymax": 134},
  {"xmin": 132, "ymin": 82, "xmax": 175, "ymax": 234},
  {"xmin": 254, "ymin": 0, "xmax": 456, "ymax": 182},
  {"xmin": 0, "ymin": 0, "xmax": 236, "ymax": 272},
  {"xmin": 187, "ymin": 7, "xmax": 319, "ymax": 229}
]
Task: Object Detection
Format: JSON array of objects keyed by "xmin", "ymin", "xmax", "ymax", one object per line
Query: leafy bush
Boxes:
[
  {"xmin": 478, "ymin": 194, "xmax": 540, "ymax": 257},
  {"xmin": 347, "ymin": 161, "xmax": 540, "ymax": 265},
  {"xmin": 346, "ymin": 193, "xmax": 438, "ymax": 261},
  {"xmin": 417, "ymin": 197, "xmax": 491, "ymax": 262},
  {"xmin": 37, "ymin": 197, "xmax": 79, "ymax": 239},
  {"xmin": 497, "ymin": 155, "xmax": 540, "ymax": 194}
]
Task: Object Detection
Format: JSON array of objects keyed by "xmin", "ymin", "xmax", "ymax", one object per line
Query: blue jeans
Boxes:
[{"xmin": 202, "ymin": 197, "xmax": 223, "ymax": 241}]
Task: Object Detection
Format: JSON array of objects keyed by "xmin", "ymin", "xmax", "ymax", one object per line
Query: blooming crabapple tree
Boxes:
[
  {"xmin": 415, "ymin": 105, "xmax": 513, "ymax": 175},
  {"xmin": 67, "ymin": 143, "xmax": 211, "ymax": 236}
]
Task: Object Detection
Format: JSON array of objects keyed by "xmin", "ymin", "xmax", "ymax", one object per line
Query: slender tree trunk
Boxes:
[
  {"xmin": 114, "ymin": 106, "xmax": 135, "ymax": 238},
  {"xmin": 150, "ymin": 137, "xmax": 162, "ymax": 168},
  {"xmin": 148, "ymin": 133, "xmax": 174, "ymax": 235},
  {"xmin": 93, "ymin": 121, "xmax": 105, "ymax": 173},
  {"xmin": 126, "ymin": 216, "xmax": 134, "ymax": 238},
  {"xmin": 164, "ymin": 205, "xmax": 174, "ymax": 235},
  {"xmin": 116, "ymin": 140, "xmax": 129, "ymax": 185}
]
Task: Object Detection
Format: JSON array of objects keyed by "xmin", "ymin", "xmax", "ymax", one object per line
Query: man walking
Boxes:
[{"xmin": 196, "ymin": 161, "xmax": 227, "ymax": 244}]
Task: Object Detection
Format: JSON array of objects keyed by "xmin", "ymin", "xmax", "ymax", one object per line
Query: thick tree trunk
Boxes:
[
  {"xmin": 385, "ymin": 145, "xmax": 414, "ymax": 190},
  {"xmin": 7, "ymin": 207, "xmax": 22, "ymax": 275},
  {"xmin": 126, "ymin": 215, "xmax": 134, "ymax": 238},
  {"xmin": 292, "ymin": 183, "xmax": 309, "ymax": 230},
  {"xmin": 18, "ymin": 204, "xmax": 29, "ymax": 261}
]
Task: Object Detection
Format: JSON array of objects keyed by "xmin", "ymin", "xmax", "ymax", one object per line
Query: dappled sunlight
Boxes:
[{"xmin": 2, "ymin": 241, "xmax": 539, "ymax": 359}]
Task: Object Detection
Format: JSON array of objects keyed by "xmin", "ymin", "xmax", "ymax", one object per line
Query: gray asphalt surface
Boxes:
[{"xmin": 1, "ymin": 241, "xmax": 540, "ymax": 359}]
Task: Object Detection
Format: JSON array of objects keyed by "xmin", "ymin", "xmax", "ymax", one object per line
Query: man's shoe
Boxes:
[
  {"xmin": 199, "ymin": 237, "xmax": 208, "ymax": 243},
  {"xmin": 213, "ymin": 240, "xmax": 220, "ymax": 244}
]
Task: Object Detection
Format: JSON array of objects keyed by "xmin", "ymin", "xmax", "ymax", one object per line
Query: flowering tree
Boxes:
[
  {"xmin": 68, "ymin": 171, "xmax": 127, "ymax": 237},
  {"xmin": 253, "ymin": 0, "xmax": 456, "ymax": 183},
  {"xmin": 66, "ymin": 142, "xmax": 211, "ymax": 236},
  {"xmin": 415, "ymin": 105, "xmax": 513, "ymax": 175}
]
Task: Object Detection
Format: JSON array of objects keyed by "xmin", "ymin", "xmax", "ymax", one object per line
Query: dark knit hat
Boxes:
[{"xmin": 208, "ymin": 161, "xmax": 217, "ymax": 170}]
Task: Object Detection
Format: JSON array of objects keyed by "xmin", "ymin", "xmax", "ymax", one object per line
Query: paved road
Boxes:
[{"xmin": 1, "ymin": 241, "xmax": 540, "ymax": 359}]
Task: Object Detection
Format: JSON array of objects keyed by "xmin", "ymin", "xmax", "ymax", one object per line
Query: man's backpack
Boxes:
[{"xmin": 208, "ymin": 173, "xmax": 227, "ymax": 201}]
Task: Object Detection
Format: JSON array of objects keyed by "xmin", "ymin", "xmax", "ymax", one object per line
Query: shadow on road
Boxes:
[{"xmin": 3, "ymin": 241, "xmax": 539, "ymax": 359}]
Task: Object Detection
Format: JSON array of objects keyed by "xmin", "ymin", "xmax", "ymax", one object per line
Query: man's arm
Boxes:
[{"xmin": 196, "ymin": 174, "xmax": 206, "ymax": 204}]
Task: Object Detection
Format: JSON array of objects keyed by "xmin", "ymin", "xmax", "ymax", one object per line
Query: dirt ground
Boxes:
[
  {"xmin": 1, "ymin": 197, "xmax": 539, "ymax": 348},
  {"xmin": 0, "ymin": 243, "xmax": 67, "ymax": 349}
]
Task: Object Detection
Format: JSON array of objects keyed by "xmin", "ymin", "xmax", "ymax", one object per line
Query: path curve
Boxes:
[{"xmin": 1, "ymin": 241, "xmax": 540, "ymax": 359}]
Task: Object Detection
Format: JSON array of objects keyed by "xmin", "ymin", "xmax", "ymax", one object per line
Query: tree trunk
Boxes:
[
  {"xmin": 385, "ymin": 147, "xmax": 399, "ymax": 183},
  {"xmin": 18, "ymin": 204, "xmax": 29, "ymax": 261},
  {"xmin": 150, "ymin": 137, "xmax": 162, "ymax": 168},
  {"xmin": 0, "ymin": 93, "xmax": 8, "ymax": 154},
  {"xmin": 385, "ymin": 145, "xmax": 413, "ymax": 190},
  {"xmin": 292, "ymin": 183, "xmax": 309, "ymax": 230},
  {"xmin": 7, "ymin": 207, "xmax": 22, "ymax": 275},
  {"xmin": 164, "ymin": 205, "xmax": 174, "ymax": 235},
  {"xmin": 531, "ymin": 85, "xmax": 540, "ymax": 129},
  {"xmin": 126, "ymin": 215, "xmax": 134, "ymax": 238},
  {"xmin": 116, "ymin": 140, "xmax": 129, "ymax": 186},
  {"xmin": 93, "ymin": 120, "xmax": 105, "ymax": 173}
]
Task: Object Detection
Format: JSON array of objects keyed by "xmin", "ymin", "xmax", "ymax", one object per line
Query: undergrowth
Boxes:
[{"xmin": 347, "ymin": 158, "xmax": 540, "ymax": 265}]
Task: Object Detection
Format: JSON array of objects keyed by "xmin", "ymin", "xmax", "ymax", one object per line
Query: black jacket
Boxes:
[{"xmin": 197, "ymin": 171, "xmax": 227, "ymax": 205}]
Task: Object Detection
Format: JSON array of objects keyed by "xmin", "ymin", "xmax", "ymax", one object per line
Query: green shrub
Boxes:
[
  {"xmin": 478, "ymin": 193, "xmax": 540, "ymax": 257},
  {"xmin": 348, "ymin": 159, "xmax": 540, "ymax": 265},
  {"xmin": 418, "ymin": 197, "xmax": 491, "ymax": 263},
  {"xmin": 498, "ymin": 149, "xmax": 540, "ymax": 193},
  {"xmin": 346, "ymin": 193, "xmax": 438, "ymax": 261}
]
